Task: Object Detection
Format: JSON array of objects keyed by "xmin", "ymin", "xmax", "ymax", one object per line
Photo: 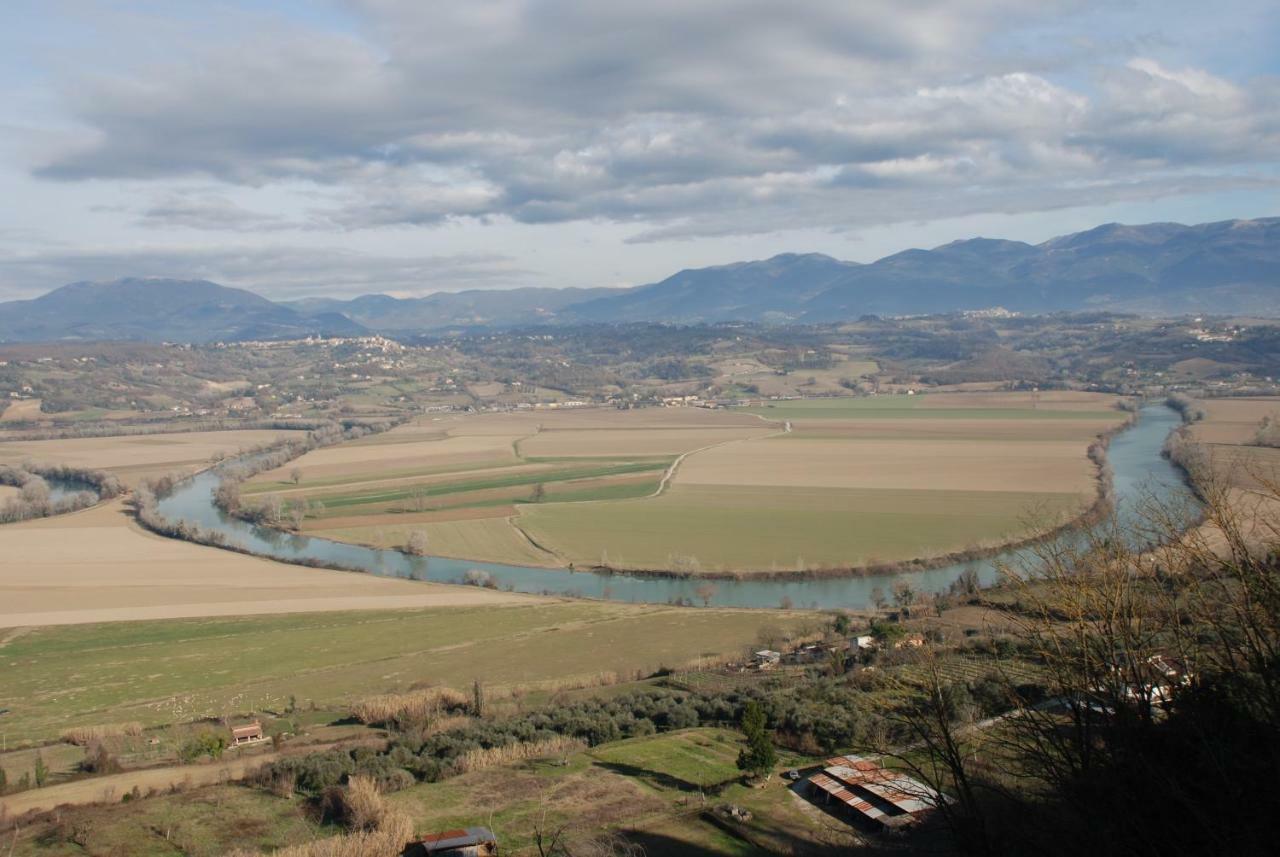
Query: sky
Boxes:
[{"xmin": 0, "ymin": 0, "xmax": 1277, "ymax": 302}]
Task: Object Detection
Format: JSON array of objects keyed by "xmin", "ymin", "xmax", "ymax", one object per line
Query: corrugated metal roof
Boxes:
[
  {"xmin": 418, "ymin": 826, "xmax": 496, "ymax": 852},
  {"xmin": 817, "ymin": 754, "xmax": 946, "ymax": 818}
]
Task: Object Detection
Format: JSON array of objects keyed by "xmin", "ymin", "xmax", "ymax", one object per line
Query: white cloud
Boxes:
[{"xmin": 0, "ymin": 0, "xmax": 1276, "ymax": 298}]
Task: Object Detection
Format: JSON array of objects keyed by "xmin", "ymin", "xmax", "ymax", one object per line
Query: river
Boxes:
[{"xmin": 154, "ymin": 404, "xmax": 1193, "ymax": 610}]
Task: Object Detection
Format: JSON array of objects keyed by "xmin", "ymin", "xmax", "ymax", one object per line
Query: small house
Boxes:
[
  {"xmin": 230, "ymin": 721, "xmax": 264, "ymax": 745},
  {"xmin": 407, "ymin": 827, "xmax": 499, "ymax": 856},
  {"xmin": 854, "ymin": 635, "xmax": 877, "ymax": 651}
]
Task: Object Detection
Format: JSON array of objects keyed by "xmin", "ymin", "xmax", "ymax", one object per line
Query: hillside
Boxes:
[
  {"xmin": 1, "ymin": 217, "xmax": 1276, "ymax": 342},
  {"xmin": 0, "ymin": 278, "xmax": 366, "ymax": 343},
  {"xmin": 285, "ymin": 286, "xmax": 619, "ymax": 331},
  {"xmin": 572, "ymin": 217, "xmax": 1280, "ymax": 322}
]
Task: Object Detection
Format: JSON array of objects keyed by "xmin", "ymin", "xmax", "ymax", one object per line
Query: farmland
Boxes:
[
  {"xmin": 4, "ymin": 726, "xmax": 843, "ymax": 857},
  {"xmin": 0, "ymin": 429, "xmax": 302, "ymax": 487},
  {"xmin": 0, "ymin": 603, "xmax": 813, "ymax": 745},
  {"xmin": 0, "ymin": 499, "xmax": 524, "ymax": 628},
  {"xmin": 246, "ymin": 407, "xmax": 775, "ymax": 566},
  {"xmin": 244, "ymin": 392, "xmax": 1125, "ymax": 573},
  {"xmin": 520, "ymin": 392, "xmax": 1125, "ymax": 572}
]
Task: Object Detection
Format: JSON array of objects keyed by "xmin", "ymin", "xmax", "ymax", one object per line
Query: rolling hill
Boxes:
[
  {"xmin": 0, "ymin": 278, "xmax": 365, "ymax": 343},
  {"xmin": 0, "ymin": 217, "xmax": 1275, "ymax": 342}
]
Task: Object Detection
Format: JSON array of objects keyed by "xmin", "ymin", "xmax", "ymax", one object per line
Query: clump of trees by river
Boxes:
[{"xmin": 0, "ymin": 462, "xmax": 122, "ymax": 523}]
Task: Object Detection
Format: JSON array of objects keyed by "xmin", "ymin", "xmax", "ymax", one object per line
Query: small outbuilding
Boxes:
[
  {"xmin": 807, "ymin": 754, "xmax": 948, "ymax": 830},
  {"xmin": 752, "ymin": 650, "xmax": 782, "ymax": 669},
  {"xmin": 230, "ymin": 721, "xmax": 264, "ymax": 745},
  {"xmin": 407, "ymin": 827, "xmax": 499, "ymax": 856}
]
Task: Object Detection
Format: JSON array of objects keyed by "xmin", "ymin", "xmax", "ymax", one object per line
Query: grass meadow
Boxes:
[{"xmin": 0, "ymin": 604, "xmax": 810, "ymax": 745}]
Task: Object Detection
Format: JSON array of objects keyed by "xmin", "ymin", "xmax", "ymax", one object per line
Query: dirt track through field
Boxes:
[{"xmin": 650, "ymin": 413, "xmax": 790, "ymax": 498}]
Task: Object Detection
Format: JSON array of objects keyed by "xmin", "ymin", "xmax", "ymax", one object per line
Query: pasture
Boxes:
[
  {"xmin": 0, "ymin": 603, "xmax": 810, "ymax": 745},
  {"xmin": 588, "ymin": 727, "xmax": 745, "ymax": 789}
]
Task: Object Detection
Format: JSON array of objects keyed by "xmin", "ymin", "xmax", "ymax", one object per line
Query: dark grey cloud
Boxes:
[{"xmin": 28, "ymin": 1, "xmax": 1280, "ymax": 241}]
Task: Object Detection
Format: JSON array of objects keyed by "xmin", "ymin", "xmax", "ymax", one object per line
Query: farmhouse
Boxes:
[
  {"xmin": 807, "ymin": 754, "xmax": 947, "ymax": 830},
  {"xmin": 230, "ymin": 721, "xmax": 264, "ymax": 745},
  {"xmin": 407, "ymin": 827, "xmax": 499, "ymax": 856}
]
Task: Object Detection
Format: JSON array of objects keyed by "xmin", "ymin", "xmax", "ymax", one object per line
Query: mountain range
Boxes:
[{"xmin": 1, "ymin": 217, "xmax": 1276, "ymax": 342}]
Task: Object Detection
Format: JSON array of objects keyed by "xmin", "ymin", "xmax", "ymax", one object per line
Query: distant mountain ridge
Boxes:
[
  {"xmin": 0, "ymin": 217, "xmax": 1276, "ymax": 342},
  {"xmin": 283, "ymin": 286, "xmax": 619, "ymax": 331},
  {"xmin": 0, "ymin": 278, "xmax": 365, "ymax": 343},
  {"xmin": 569, "ymin": 217, "xmax": 1280, "ymax": 322}
]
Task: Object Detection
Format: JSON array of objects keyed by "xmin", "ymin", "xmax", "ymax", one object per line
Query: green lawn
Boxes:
[{"xmin": 589, "ymin": 728, "xmax": 744, "ymax": 790}]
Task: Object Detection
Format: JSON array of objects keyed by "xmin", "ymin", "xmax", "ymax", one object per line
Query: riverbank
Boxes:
[{"xmin": 135, "ymin": 405, "xmax": 1184, "ymax": 610}]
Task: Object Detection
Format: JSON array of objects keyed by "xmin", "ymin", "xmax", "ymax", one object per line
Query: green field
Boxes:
[
  {"xmin": 519, "ymin": 483, "xmax": 1083, "ymax": 571},
  {"xmin": 0, "ymin": 604, "xmax": 810, "ymax": 744},
  {"xmin": 588, "ymin": 728, "xmax": 745, "ymax": 790}
]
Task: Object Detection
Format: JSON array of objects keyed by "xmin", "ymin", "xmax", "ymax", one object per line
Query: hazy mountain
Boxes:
[
  {"xmin": 285, "ymin": 286, "xmax": 619, "ymax": 331},
  {"xmin": 0, "ymin": 278, "xmax": 366, "ymax": 343},
  {"xmin": 1, "ymin": 218, "xmax": 1275, "ymax": 343},
  {"xmin": 564, "ymin": 253, "xmax": 860, "ymax": 324},
  {"xmin": 570, "ymin": 217, "xmax": 1280, "ymax": 322}
]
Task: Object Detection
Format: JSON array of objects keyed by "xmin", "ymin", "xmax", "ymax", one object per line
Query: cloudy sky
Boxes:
[{"xmin": 1, "ymin": 0, "xmax": 1277, "ymax": 301}]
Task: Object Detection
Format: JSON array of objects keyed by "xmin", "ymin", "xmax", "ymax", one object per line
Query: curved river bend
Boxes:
[{"xmin": 157, "ymin": 405, "xmax": 1191, "ymax": 610}]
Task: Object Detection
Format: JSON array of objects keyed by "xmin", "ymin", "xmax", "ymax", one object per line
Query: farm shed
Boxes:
[
  {"xmin": 407, "ymin": 827, "xmax": 499, "ymax": 856},
  {"xmin": 230, "ymin": 721, "xmax": 264, "ymax": 745},
  {"xmin": 753, "ymin": 650, "xmax": 781, "ymax": 667},
  {"xmin": 807, "ymin": 754, "xmax": 947, "ymax": 830}
]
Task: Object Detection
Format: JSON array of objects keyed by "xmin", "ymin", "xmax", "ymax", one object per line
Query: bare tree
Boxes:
[
  {"xmin": 289, "ymin": 467, "xmax": 303, "ymax": 485},
  {"xmin": 405, "ymin": 529, "xmax": 430, "ymax": 556}
]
